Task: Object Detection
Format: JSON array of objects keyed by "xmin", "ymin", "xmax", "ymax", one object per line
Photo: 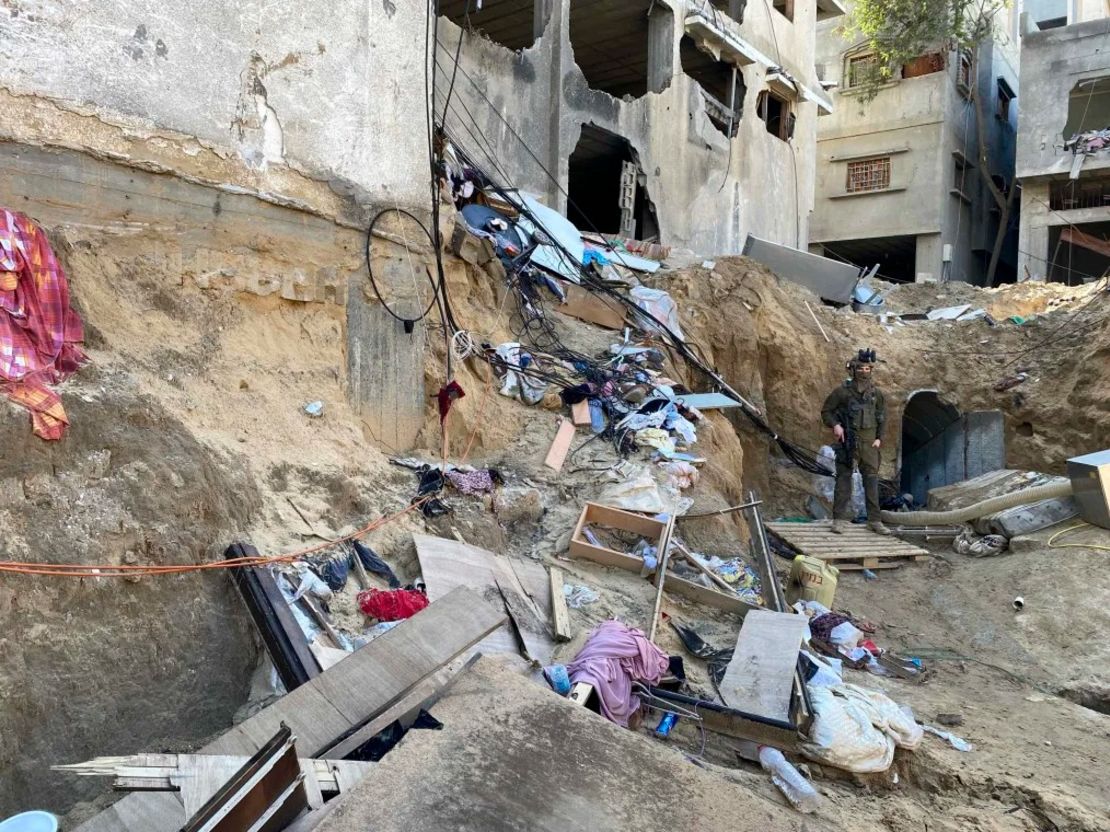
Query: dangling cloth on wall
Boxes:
[{"xmin": 0, "ymin": 210, "xmax": 87, "ymax": 440}]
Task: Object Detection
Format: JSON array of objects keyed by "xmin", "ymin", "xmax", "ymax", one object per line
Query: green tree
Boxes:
[{"xmin": 845, "ymin": 0, "xmax": 1017, "ymax": 286}]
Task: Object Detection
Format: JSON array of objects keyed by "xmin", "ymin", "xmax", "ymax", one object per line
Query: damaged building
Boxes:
[
  {"xmin": 1016, "ymin": 5, "xmax": 1110, "ymax": 283},
  {"xmin": 809, "ymin": 4, "xmax": 1020, "ymax": 284},
  {"xmin": 437, "ymin": 0, "xmax": 839, "ymax": 254}
]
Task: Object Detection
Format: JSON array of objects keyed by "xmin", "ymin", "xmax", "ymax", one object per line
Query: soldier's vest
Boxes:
[{"xmin": 841, "ymin": 381, "xmax": 878, "ymax": 432}]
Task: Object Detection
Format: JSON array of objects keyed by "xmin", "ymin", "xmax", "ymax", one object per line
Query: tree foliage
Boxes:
[{"xmin": 845, "ymin": 0, "xmax": 1009, "ymax": 99}]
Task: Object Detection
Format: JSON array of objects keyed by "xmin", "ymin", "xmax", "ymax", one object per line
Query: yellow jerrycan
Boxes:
[{"xmin": 785, "ymin": 555, "xmax": 839, "ymax": 608}]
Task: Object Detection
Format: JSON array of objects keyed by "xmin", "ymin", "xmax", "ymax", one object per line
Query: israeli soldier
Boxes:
[{"xmin": 820, "ymin": 349, "xmax": 891, "ymax": 535}]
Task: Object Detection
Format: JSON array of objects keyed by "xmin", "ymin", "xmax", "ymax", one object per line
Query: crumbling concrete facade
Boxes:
[
  {"xmin": 1016, "ymin": 11, "xmax": 1110, "ymax": 283},
  {"xmin": 439, "ymin": 1, "xmax": 837, "ymax": 254},
  {"xmin": 0, "ymin": 0, "xmax": 835, "ymax": 256},
  {"xmin": 809, "ymin": 9, "xmax": 1019, "ymax": 284}
]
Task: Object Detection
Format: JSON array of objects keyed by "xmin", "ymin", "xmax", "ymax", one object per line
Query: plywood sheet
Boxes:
[
  {"xmin": 414, "ymin": 533, "xmax": 555, "ymax": 664},
  {"xmin": 718, "ymin": 610, "xmax": 808, "ymax": 723},
  {"xmin": 556, "ymin": 283, "xmax": 626, "ymax": 329}
]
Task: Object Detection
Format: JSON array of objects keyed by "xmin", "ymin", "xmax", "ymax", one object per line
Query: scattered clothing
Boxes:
[
  {"xmin": 357, "ymin": 588, "xmax": 429, "ymax": 621},
  {"xmin": 566, "ymin": 620, "xmax": 670, "ymax": 726},
  {"xmin": 0, "ymin": 209, "xmax": 87, "ymax": 439},
  {"xmin": 809, "ymin": 612, "xmax": 853, "ymax": 645},
  {"xmin": 351, "ymin": 540, "xmax": 402, "ymax": 589},
  {"xmin": 493, "ymin": 342, "xmax": 548, "ymax": 405},
  {"xmin": 445, "ymin": 468, "xmax": 495, "ymax": 496}
]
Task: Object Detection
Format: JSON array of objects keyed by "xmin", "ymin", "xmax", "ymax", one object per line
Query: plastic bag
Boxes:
[
  {"xmin": 630, "ymin": 286, "xmax": 684, "ymax": 340},
  {"xmin": 800, "ymin": 683, "xmax": 922, "ymax": 773}
]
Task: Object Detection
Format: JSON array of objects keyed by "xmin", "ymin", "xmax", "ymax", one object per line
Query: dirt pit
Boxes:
[{"xmin": 2, "ymin": 207, "xmax": 1107, "ymax": 832}]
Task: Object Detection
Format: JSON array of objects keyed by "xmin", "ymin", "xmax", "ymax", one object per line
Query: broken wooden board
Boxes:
[
  {"xmin": 55, "ymin": 754, "xmax": 371, "ymax": 816},
  {"xmin": 544, "ymin": 418, "xmax": 577, "ymax": 472},
  {"xmin": 718, "ymin": 610, "xmax": 808, "ymax": 723},
  {"xmin": 555, "ymin": 283, "xmax": 626, "ymax": 329},
  {"xmin": 548, "ymin": 566, "xmax": 573, "ymax": 642},
  {"xmin": 570, "ymin": 399, "xmax": 591, "ymax": 425},
  {"xmin": 73, "ymin": 587, "xmax": 506, "ymax": 832},
  {"xmin": 320, "ymin": 654, "xmax": 479, "ymax": 759},
  {"xmin": 766, "ymin": 521, "xmax": 929, "ymax": 570},
  {"xmin": 414, "ymin": 533, "xmax": 555, "ymax": 664}
]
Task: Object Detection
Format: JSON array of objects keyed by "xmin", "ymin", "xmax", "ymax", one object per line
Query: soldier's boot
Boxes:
[
  {"xmin": 830, "ymin": 520, "xmax": 847, "ymax": 535},
  {"xmin": 867, "ymin": 521, "xmax": 892, "ymax": 536}
]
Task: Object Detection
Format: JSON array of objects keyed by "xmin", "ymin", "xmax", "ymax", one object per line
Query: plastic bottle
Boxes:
[{"xmin": 758, "ymin": 746, "xmax": 823, "ymax": 814}]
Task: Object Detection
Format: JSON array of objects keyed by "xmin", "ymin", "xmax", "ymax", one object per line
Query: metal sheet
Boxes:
[
  {"xmin": 741, "ymin": 235, "xmax": 860, "ymax": 304},
  {"xmin": 1068, "ymin": 449, "xmax": 1110, "ymax": 529},
  {"xmin": 678, "ymin": 393, "xmax": 744, "ymax": 410}
]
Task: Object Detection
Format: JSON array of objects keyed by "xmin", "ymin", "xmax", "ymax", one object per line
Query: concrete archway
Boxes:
[{"xmin": 899, "ymin": 390, "xmax": 1006, "ymax": 506}]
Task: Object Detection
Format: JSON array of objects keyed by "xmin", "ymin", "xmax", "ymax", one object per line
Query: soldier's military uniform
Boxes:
[{"xmin": 821, "ymin": 360, "xmax": 890, "ymax": 534}]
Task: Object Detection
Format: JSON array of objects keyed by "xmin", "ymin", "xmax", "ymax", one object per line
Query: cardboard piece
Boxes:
[{"xmin": 556, "ymin": 283, "xmax": 627, "ymax": 329}]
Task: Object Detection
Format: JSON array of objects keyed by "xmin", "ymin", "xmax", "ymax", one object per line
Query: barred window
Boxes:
[
  {"xmin": 846, "ymin": 157, "xmax": 891, "ymax": 193},
  {"xmin": 846, "ymin": 53, "xmax": 879, "ymax": 88}
]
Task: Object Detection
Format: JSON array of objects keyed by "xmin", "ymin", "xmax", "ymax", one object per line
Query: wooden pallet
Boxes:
[{"xmin": 765, "ymin": 521, "xmax": 930, "ymax": 570}]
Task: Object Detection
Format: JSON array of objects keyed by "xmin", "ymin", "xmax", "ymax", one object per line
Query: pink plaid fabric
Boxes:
[{"xmin": 0, "ymin": 210, "xmax": 87, "ymax": 439}]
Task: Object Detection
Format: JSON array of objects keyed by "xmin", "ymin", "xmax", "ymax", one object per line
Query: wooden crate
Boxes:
[{"xmin": 569, "ymin": 502, "xmax": 759, "ymax": 615}]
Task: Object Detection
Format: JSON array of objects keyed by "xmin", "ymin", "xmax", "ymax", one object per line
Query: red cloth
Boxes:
[
  {"xmin": 0, "ymin": 210, "xmax": 87, "ymax": 439},
  {"xmin": 357, "ymin": 587, "xmax": 430, "ymax": 621},
  {"xmin": 436, "ymin": 380, "xmax": 465, "ymax": 423}
]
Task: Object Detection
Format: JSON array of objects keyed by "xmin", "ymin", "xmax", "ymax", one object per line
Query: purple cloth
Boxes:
[
  {"xmin": 445, "ymin": 469, "xmax": 494, "ymax": 496},
  {"xmin": 566, "ymin": 620, "xmax": 670, "ymax": 726}
]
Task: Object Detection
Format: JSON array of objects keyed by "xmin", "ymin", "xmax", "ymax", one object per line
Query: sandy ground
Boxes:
[{"xmin": 7, "ymin": 217, "xmax": 1108, "ymax": 829}]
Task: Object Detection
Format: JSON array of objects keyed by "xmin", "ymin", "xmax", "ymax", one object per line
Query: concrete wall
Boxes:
[
  {"xmin": 1016, "ymin": 14, "xmax": 1110, "ymax": 279},
  {"xmin": 1017, "ymin": 16, "xmax": 1110, "ymax": 180},
  {"xmin": 811, "ymin": 9, "xmax": 1020, "ymax": 284},
  {"xmin": 0, "ymin": 0, "xmax": 429, "ymax": 218}
]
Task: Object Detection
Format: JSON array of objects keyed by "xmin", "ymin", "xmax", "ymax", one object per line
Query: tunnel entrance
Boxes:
[
  {"xmin": 899, "ymin": 391, "xmax": 1006, "ymax": 506},
  {"xmin": 567, "ymin": 124, "xmax": 660, "ymax": 239}
]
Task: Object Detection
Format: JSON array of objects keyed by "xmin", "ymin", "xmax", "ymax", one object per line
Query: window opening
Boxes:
[
  {"xmin": 902, "ymin": 52, "xmax": 945, "ymax": 79},
  {"xmin": 680, "ymin": 36, "xmax": 745, "ymax": 138},
  {"xmin": 997, "ymin": 79, "xmax": 1014, "ymax": 122},
  {"xmin": 569, "ymin": 1, "xmax": 661, "ymax": 99},
  {"xmin": 758, "ymin": 90, "xmax": 794, "ymax": 141},
  {"xmin": 846, "ymin": 157, "xmax": 891, "ymax": 193},
  {"xmin": 846, "ymin": 53, "xmax": 879, "ymax": 88},
  {"xmin": 439, "ymin": 0, "xmax": 547, "ymax": 52},
  {"xmin": 957, "ymin": 51, "xmax": 973, "ymax": 96},
  {"xmin": 1063, "ymin": 77, "xmax": 1110, "ymax": 139},
  {"xmin": 567, "ymin": 124, "xmax": 659, "ymax": 240},
  {"xmin": 1050, "ymin": 176, "xmax": 1110, "ymax": 211}
]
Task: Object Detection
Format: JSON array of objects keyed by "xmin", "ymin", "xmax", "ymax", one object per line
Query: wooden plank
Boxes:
[
  {"xmin": 658, "ymin": 572, "xmax": 758, "ymax": 616},
  {"xmin": 543, "ymin": 418, "xmax": 576, "ymax": 472},
  {"xmin": 548, "ymin": 567, "xmax": 573, "ymax": 642},
  {"xmin": 414, "ymin": 533, "xmax": 537, "ymax": 658},
  {"xmin": 319, "ymin": 654, "xmax": 478, "ymax": 759},
  {"xmin": 718, "ymin": 610, "xmax": 808, "ymax": 723},
  {"xmin": 556, "ymin": 283, "xmax": 626, "ymax": 329},
  {"xmin": 570, "ymin": 399, "xmax": 591, "ymax": 425},
  {"xmin": 308, "ymin": 588, "xmax": 506, "ymax": 731}
]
